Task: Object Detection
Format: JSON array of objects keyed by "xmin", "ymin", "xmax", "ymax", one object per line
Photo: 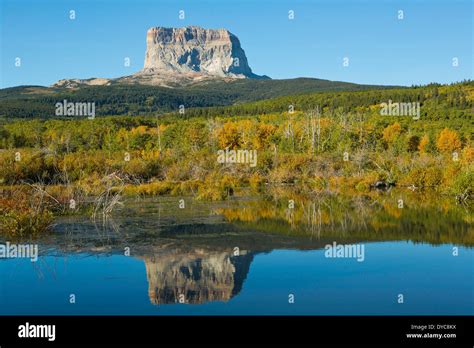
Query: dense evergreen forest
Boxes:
[{"xmin": 0, "ymin": 77, "xmax": 392, "ymax": 118}]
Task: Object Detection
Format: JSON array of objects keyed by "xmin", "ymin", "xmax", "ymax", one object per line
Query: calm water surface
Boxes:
[{"xmin": 1, "ymin": 194, "xmax": 473, "ymax": 315}]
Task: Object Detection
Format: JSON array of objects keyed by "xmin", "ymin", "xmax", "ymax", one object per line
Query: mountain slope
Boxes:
[{"xmin": 0, "ymin": 78, "xmax": 396, "ymax": 118}]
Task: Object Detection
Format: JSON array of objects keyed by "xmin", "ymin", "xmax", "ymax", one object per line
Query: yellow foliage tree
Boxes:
[
  {"xmin": 382, "ymin": 122, "xmax": 401, "ymax": 143},
  {"xmin": 436, "ymin": 128, "xmax": 461, "ymax": 153},
  {"xmin": 461, "ymin": 146, "xmax": 474, "ymax": 163},
  {"xmin": 418, "ymin": 134, "xmax": 429, "ymax": 153},
  {"xmin": 254, "ymin": 124, "xmax": 276, "ymax": 149},
  {"xmin": 217, "ymin": 122, "xmax": 241, "ymax": 149},
  {"xmin": 130, "ymin": 125, "xmax": 148, "ymax": 135}
]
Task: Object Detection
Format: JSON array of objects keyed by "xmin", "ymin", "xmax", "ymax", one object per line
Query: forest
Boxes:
[
  {"xmin": 0, "ymin": 81, "xmax": 472, "ymax": 237},
  {"xmin": 0, "ymin": 77, "xmax": 391, "ymax": 118}
]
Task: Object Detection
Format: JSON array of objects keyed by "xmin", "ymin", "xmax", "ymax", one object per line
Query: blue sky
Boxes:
[{"xmin": 0, "ymin": 0, "xmax": 472, "ymax": 88}]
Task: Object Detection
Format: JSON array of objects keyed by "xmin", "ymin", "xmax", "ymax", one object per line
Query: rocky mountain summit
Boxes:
[
  {"xmin": 52, "ymin": 26, "xmax": 268, "ymax": 88},
  {"xmin": 142, "ymin": 26, "xmax": 265, "ymax": 80}
]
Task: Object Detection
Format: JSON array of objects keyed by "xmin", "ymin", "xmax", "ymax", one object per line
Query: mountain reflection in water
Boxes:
[
  {"xmin": 143, "ymin": 247, "xmax": 253, "ymax": 304},
  {"xmin": 1, "ymin": 191, "xmax": 472, "ymax": 313}
]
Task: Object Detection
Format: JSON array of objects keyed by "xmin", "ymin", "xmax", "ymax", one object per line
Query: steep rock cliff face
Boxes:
[
  {"xmin": 52, "ymin": 26, "xmax": 267, "ymax": 87},
  {"xmin": 129, "ymin": 26, "xmax": 266, "ymax": 86},
  {"xmin": 143, "ymin": 26, "xmax": 256, "ymax": 77}
]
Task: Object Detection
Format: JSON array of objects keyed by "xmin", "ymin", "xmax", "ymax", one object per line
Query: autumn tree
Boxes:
[
  {"xmin": 436, "ymin": 128, "xmax": 461, "ymax": 153},
  {"xmin": 382, "ymin": 122, "xmax": 402, "ymax": 144},
  {"xmin": 254, "ymin": 124, "xmax": 276, "ymax": 149},
  {"xmin": 418, "ymin": 134, "xmax": 429, "ymax": 153},
  {"xmin": 217, "ymin": 122, "xmax": 241, "ymax": 149}
]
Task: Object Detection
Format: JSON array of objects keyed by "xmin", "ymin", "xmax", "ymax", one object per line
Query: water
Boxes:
[{"xmin": 0, "ymin": 193, "xmax": 473, "ymax": 315}]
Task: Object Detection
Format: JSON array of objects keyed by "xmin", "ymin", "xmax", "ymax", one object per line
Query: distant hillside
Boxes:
[
  {"xmin": 0, "ymin": 78, "xmax": 394, "ymax": 118},
  {"xmin": 165, "ymin": 81, "xmax": 473, "ymax": 121}
]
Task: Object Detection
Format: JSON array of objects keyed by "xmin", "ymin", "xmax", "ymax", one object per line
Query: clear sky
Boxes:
[{"xmin": 0, "ymin": 0, "xmax": 472, "ymax": 88}]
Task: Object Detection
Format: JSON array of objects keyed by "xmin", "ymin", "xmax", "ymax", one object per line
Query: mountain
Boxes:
[
  {"xmin": 52, "ymin": 26, "xmax": 268, "ymax": 88},
  {"xmin": 0, "ymin": 26, "xmax": 399, "ymax": 118},
  {"xmin": 131, "ymin": 26, "xmax": 268, "ymax": 85}
]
